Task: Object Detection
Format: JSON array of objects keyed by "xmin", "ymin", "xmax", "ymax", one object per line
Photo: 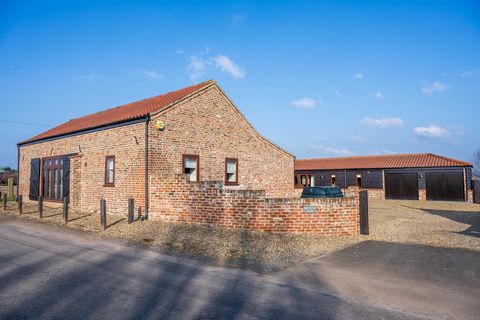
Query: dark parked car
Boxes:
[{"xmin": 301, "ymin": 186, "xmax": 343, "ymax": 198}]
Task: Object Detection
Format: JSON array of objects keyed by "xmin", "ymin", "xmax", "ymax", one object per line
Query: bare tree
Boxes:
[{"xmin": 474, "ymin": 150, "xmax": 480, "ymax": 177}]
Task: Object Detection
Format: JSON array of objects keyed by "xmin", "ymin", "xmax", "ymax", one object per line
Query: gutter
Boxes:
[
  {"xmin": 16, "ymin": 145, "xmax": 20, "ymax": 201},
  {"xmin": 18, "ymin": 117, "xmax": 149, "ymax": 147},
  {"xmin": 144, "ymin": 116, "xmax": 150, "ymax": 220}
]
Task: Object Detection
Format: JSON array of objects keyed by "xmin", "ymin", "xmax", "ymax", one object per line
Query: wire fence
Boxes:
[
  {"xmin": 22, "ymin": 203, "xmax": 39, "ymax": 210},
  {"xmin": 4, "ymin": 196, "xmax": 137, "ymax": 230},
  {"xmin": 67, "ymin": 205, "xmax": 100, "ymax": 215},
  {"xmin": 18, "ymin": 202, "xmax": 121, "ymax": 215},
  {"xmin": 106, "ymin": 207, "xmax": 128, "ymax": 215}
]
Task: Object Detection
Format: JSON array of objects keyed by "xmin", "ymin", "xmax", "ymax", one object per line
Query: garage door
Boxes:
[
  {"xmin": 385, "ymin": 173, "xmax": 419, "ymax": 200},
  {"xmin": 425, "ymin": 172, "xmax": 464, "ymax": 201}
]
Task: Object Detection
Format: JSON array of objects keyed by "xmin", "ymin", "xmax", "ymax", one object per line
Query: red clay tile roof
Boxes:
[
  {"xmin": 295, "ymin": 153, "xmax": 472, "ymax": 170},
  {"xmin": 19, "ymin": 80, "xmax": 214, "ymax": 145}
]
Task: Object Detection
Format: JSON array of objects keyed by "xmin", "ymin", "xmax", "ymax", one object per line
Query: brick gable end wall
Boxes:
[{"xmin": 148, "ymin": 85, "xmax": 296, "ymax": 198}]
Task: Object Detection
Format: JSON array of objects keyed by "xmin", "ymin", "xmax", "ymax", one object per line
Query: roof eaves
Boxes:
[
  {"xmin": 427, "ymin": 153, "xmax": 473, "ymax": 167},
  {"xmin": 295, "ymin": 163, "xmax": 471, "ymax": 171},
  {"xmin": 18, "ymin": 115, "xmax": 149, "ymax": 146}
]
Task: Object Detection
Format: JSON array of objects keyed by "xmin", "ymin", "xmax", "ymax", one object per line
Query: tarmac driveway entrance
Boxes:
[
  {"xmin": 275, "ymin": 240, "xmax": 480, "ymax": 320},
  {"xmin": 1, "ymin": 215, "xmax": 480, "ymax": 319}
]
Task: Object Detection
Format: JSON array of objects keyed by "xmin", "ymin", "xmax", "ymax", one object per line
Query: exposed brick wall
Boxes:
[
  {"xmin": 149, "ymin": 85, "xmax": 296, "ymax": 198},
  {"xmin": 18, "ymin": 84, "xmax": 298, "ymax": 222},
  {"xmin": 363, "ymin": 188, "xmax": 384, "ymax": 199},
  {"xmin": 70, "ymin": 155, "xmax": 82, "ymax": 210},
  {"xmin": 149, "ymin": 174, "xmax": 360, "ymax": 235},
  {"xmin": 344, "ymin": 186, "xmax": 384, "ymax": 200},
  {"xmin": 18, "ymin": 122, "xmax": 147, "ymax": 214},
  {"xmin": 418, "ymin": 189, "xmax": 426, "ymax": 201}
]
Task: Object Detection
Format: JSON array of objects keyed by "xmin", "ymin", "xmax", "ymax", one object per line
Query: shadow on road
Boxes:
[
  {"xmin": 2, "ymin": 215, "xmax": 480, "ymax": 318},
  {"xmin": 0, "ymin": 221, "xmax": 355, "ymax": 319},
  {"xmin": 277, "ymin": 240, "xmax": 480, "ymax": 319}
]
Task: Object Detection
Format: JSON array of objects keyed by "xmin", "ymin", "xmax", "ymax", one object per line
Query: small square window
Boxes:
[
  {"xmin": 183, "ymin": 155, "xmax": 199, "ymax": 182},
  {"xmin": 356, "ymin": 174, "xmax": 362, "ymax": 187},
  {"xmin": 300, "ymin": 175, "xmax": 307, "ymax": 186},
  {"xmin": 331, "ymin": 175, "xmax": 336, "ymax": 186},
  {"xmin": 225, "ymin": 158, "xmax": 238, "ymax": 185},
  {"xmin": 104, "ymin": 156, "xmax": 115, "ymax": 186}
]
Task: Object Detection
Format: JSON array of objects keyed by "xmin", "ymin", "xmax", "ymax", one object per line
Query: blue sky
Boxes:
[{"xmin": 1, "ymin": 0, "xmax": 479, "ymax": 168}]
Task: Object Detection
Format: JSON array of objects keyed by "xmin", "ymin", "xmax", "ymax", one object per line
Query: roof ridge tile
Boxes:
[
  {"xmin": 19, "ymin": 80, "xmax": 214, "ymax": 145},
  {"xmin": 295, "ymin": 153, "xmax": 472, "ymax": 170}
]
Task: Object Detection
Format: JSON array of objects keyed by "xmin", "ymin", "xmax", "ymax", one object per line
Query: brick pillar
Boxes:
[
  {"xmin": 467, "ymin": 190, "xmax": 473, "ymax": 203},
  {"xmin": 418, "ymin": 189, "xmax": 426, "ymax": 201},
  {"xmin": 70, "ymin": 155, "xmax": 82, "ymax": 212}
]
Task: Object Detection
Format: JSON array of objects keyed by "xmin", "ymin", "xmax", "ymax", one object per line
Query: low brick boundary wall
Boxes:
[
  {"xmin": 365, "ymin": 188, "xmax": 384, "ymax": 200},
  {"xmin": 149, "ymin": 174, "xmax": 360, "ymax": 235}
]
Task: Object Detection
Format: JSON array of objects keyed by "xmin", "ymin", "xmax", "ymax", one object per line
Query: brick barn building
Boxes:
[
  {"xmin": 18, "ymin": 80, "xmax": 296, "ymax": 218},
  {"xmin": 295, "ymin": 153, "xmax": 474, "ymax": 202},
  {"xmin": 16, "ymin": 80, "xmax": 362, "ymax": 234}
]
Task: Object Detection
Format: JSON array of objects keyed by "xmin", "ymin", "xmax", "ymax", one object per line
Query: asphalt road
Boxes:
[{"xmin": 1, "ymin": 215, "xmax": 479, "ymax": 320}]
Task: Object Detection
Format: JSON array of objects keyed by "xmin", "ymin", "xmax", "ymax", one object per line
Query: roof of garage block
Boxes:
[
  {"xmin": 19, "ymin": 80, "xmax": 214, "ymax": 145},
  {"xmin": 295, "ymin": 153, "xmax": 472, "ymax": 170}
]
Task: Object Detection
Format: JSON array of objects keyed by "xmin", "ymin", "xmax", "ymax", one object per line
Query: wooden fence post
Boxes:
[
  {"xmin": 3, "ymin": 193, "xmax": 7, "ymax": 211},
  {"xmin": 359, "ymin": 190, "xmax": 369, "ymax": 235},
  {"xmin": 128, "ymin": 198, "xmax": 134, "ymax": 224},
  {"xmin": 100, "ymin": 199, "xmax": 106, "ymax": 230},
  {"xmin": 18, "ymin": 195, "xmax": 22, "ymax": 215},
  {"xmin": 38, "ymin": 196, "xmax": 43, "ymax": 219},
  {"xmin": 63, "ymin": 197, "xmax": 68, "ymax": 224},
  {"xmin": 8, "ymin": 177, "xmax": 14, "ymax": 200}
]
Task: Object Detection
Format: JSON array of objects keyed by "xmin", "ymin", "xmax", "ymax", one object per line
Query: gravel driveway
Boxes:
[
  {"xmin": 367, "ymin": 199, "xmax": 480, "ymax": 250},
  {"xmin": 2, "ymin": 199, "xmax": 479, "ymax": 271}
]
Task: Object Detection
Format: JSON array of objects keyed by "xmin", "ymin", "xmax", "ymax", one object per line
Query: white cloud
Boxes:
[
  {"xmin": 421, "ymin": 81, "xmax": 451, "ymax": 95},
  {"xmin": 459, "ymin": 70, "xmax": 480, "ymax": 78},
  {"xmin": 353, "ymin": 73, "xmax": 364, "ymax": 80},
  {"xmin": 370, "ymin": 91, "xmax": 384, "ymax": 100},
  {"xmin": 187, "ymin": 55, "xmax": 208, "ymax": 82},
  {"xmin": 175, "ymin": 49, "xmax": 184, "ymax": 54},
  {"xmin": 370, "ymin": 149, "xmax": 397, "ymax": 155},
  {"xmin": 137, "ymin": 68, "xmax": 164, "ymax": 80},
  {"xmin": 291, "ymin": 97, "xmax": 321, "ymax": 109},
  {"xmin": 381, "ymin": 149, "xmax": 397, "ymax": 154},
  {"xmin": 78, "ymin": 73, "xmax": 107, "ymax": 82},
  {"xmin": 360, "ymin": 117, "xmax": 404, "ymax": 128},
  {"xmin": 228, "ymin": 13, "xmax": 247, "ymax": 27},
  {"xmin": 185, "ymin": 51, "xmax": 246, "ymax": 82},
  {"xmin": 199, "ymin": 46, "xmax": 210, "ymax": 55},
  {"xmin": 414, "ymin": 125, "xmax": 451, "ymax": 139},
  {"xmin": 311, "ymin": 145, "xmax": 354, "ymax": 156},
  {"xmin": 349, "ymin": 136, "xmax": 367, "ymax": 144},
  {"xmin": 213, "ymin": 55, "xmax": 245, "ymax": 78}
]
